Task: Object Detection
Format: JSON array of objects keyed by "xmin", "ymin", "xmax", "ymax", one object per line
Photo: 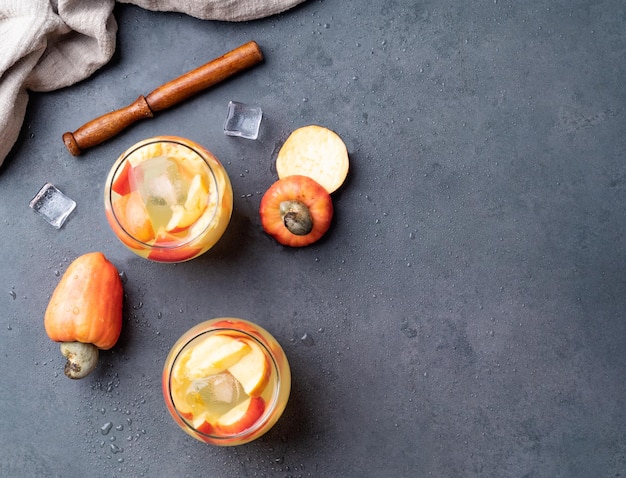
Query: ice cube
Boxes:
[
  {"xmin": 223, "ymin": 101, "xmax": 262, "ymax": 140},
  {"xmin": 29, "ymin": 183, "xmax": 76, "ymax": 229},
  {"xmin": 188, "ymin": 372, "xmax": 245, "ymax": 415},
  {"xmin": 136, "ymin": 155, "xmax": 188, "ymax": 206}
]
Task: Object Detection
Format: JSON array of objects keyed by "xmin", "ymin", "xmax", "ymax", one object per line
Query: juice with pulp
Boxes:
[
  {"xmin": 104, "ymin": 137, "xmax": 232, "ymax": 262},
  {"xmin": 162, "ymin": 319, "xmax": 291, "ymax": 445}
]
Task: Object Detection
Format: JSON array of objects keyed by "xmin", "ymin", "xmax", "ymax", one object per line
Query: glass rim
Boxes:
[
  {"xmin": 106, "ymin": 137, "xmax": 221, "ymax": 250},
  {"xmin": 165, "ymin": 325, "xmax": 282, "ymax": 441}
]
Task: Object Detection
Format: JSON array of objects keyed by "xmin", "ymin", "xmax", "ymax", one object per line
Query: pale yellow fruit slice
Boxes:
[
  {"xmin": 170, "ymin": 376, "xmax": 193, "ymax": 416},
  {"xmin": 165, "ymin": 174, "xmax": 209, "ymax": 232},
  {"xmin": 184, "ymin": 174, "xmax": 209, "ymax": 211},
  {"xmin": 191, "ymin": 412, "xmax": 211, "ymax": 430},
  {"xmin": 165, "ymin": 205, "xmax": 194, "ymax": 232},
  {"xmin": 227, "ymin": 340, "xmax": 271, "ymax": 397},
  {"xmin": 276, "ymin": 125, "xmax": 349, "ymax": 194},
  {"xmin": 127, "ymin": 142, "xmax": 164, "ymax": 167},
  {"xmin": 185, "ymin": 335, "xmax": 251, "ymax": 380}
]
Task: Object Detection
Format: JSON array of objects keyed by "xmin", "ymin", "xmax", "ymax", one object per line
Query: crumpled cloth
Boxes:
[{"xmin": 0, "ymin": 0, "xmax": 305, "ymax": 167}]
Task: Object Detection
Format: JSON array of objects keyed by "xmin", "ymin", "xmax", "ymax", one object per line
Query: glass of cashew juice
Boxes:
[
  {"xmin": 104, "ymin": 136, "xmax": 233, "ymax": 262},
  {"xmin": 162, "ymin": 318, "xmax": 291, "ymax": 445}
]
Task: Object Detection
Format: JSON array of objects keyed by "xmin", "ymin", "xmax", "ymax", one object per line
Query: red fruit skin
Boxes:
[
  {"xmin": 196, "ymin": 420, "xmax": 215, "ymax": 435},
  {"xmin": 259, "ymin": 175, "xmax": 333, "ymax": 247},
  {"xmin": 146, "ymin": 231, "xmax": 202, "ymax": 262},
  {"xmin": 44, "ymin": 252, "xmax": 123, "ymax": 350},
  {"xmin": 214, "ymin": 397, "xmax": 266, "ymax": 436},
  {"xmin": 211, "ymin": 319, "xmax": 257, "ymax": 334},
  {"xmin": 111, "ymin": 160, "xmax": 133, "ymax": 196}
]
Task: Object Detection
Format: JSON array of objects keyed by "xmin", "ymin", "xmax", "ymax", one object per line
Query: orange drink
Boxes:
[
  {"xmin": 162, "ymin": 318, "xmax": 291, "ymax": 445},
  {"xmin": 104, "ymin": 136, "xmax": 232, "ymax": 262}
]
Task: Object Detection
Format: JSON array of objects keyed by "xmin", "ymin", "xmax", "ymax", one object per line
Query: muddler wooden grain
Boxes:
[{"xmin": 62, "ymin": 41, "xmax": 264, "ymax": 156}]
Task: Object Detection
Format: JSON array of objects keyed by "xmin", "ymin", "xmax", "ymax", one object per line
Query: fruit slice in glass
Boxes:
[
  {"xmin": 104, "ymin": 136, "xmax": 233, "ymax": 262},
  {"xmin": 162, "ymin": 318, "xmax": 291, "ymax": 446}
]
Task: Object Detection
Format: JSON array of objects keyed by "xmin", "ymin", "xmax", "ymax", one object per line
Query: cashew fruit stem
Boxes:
[
  {"xmin": 60, "ymin": 342, "xmax": 99, "ymax": 379},
  {"xmin": 280, "ymin": 200, "xmax": 313, "ymax": 236}
]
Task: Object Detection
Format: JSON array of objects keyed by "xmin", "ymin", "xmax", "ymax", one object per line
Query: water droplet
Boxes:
[
  {"xmin": 401, "ymin": 324, "xmax": 417, "ymax": 338},
  {"xmin": 116, "ymin": 424, "xmax": 124, "ymax": 431},
  {"xmin": 9, "ymin": 290, "xmax": 16, "ymax": 300},
  {"xmin": 119, "ymin": 271, "xmax": 128, "ymax": 284},
  {"xmin": 101, "ymin": 422, "xmax": 113, "ymax": 435},
  {"xmin": 110, "ymin": 443, "xmax": 123, "ymax": 454},
  {"xmin": 300, "ymin": 333, "xmax": 315, "ymax": 346}
]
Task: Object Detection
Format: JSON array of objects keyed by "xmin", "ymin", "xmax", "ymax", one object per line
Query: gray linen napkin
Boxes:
[{"xmin": 0, "ymin": 0, "xmax": 305, "ymax": 167}]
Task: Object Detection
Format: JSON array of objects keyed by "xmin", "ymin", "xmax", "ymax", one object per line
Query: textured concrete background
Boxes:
[{"xmin": 1, "ymin": 1, "xmax": 625, "ymax": 477}]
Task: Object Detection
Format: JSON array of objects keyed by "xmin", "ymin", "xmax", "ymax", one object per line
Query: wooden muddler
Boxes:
[{"xmin": 62, "ymin": 41, "xmax": 263, "ymax": 156}]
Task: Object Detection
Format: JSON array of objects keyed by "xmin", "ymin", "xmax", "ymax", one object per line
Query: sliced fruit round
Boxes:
[
  {"xmin": 185, "ymin": 335, "xmax": 251, "ymax": 380},
  {"xmin": 276, "ymin": 125, "xmax": 349, "ymax": 194},
  {"xmin": 146, "ymin": 231, "xmax": 203, "ymax": 263},
  {"xmin": 111, "ymin": 160, "xmax": 133, "ymax": 196},
  {"xmin": 113, "ymin": 191, "xmax": 155, "ymax": 243},
  {"xmin": 193, "ymin": 417, "xmax": 215, "ymax": 435},
  {"xmin": 214, "ymin": 396, "xmax": 265, "ymax": 435},
  {"xmin": 170, "ymin": 378, "xmax": 194, "ymax": 418},
  {"xmin": 228, "ymin": 339, "xmax": 271, "ymax": 397},
  {"xmin": 184, "ymin": 174, "xmax": 209, "ymax": 210},
  {"xmin": 165, "ymin": 173, "xmax": 209, "ymax": 232}
]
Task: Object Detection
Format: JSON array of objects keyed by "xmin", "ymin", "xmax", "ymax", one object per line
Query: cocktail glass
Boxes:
[
  {"xmin": 104, "ymin": 136, "xmax": 233, "ymax": 262},
  {"xmin": 162, "ymin": 318, "xmax": 291, "ymax": 446}
]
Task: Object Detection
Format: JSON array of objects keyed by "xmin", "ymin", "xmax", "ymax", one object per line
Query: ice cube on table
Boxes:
[
  {"xmin": 29, "ymin": 183, "xmax": 76, "ymax": 229},
  {"xmin": 223, "ymin": 101, "xmax": 262, "ymax": 140}
]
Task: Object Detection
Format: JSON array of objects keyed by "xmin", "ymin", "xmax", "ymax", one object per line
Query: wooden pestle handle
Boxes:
[{"xmin": 62, "ymin": 41, "xmax": 263, "ymax": 156}]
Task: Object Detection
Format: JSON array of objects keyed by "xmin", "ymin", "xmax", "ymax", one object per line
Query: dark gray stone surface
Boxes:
[{"xmin": 1, "ymin": 1, "xmax": 625, "ymax": 476}]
